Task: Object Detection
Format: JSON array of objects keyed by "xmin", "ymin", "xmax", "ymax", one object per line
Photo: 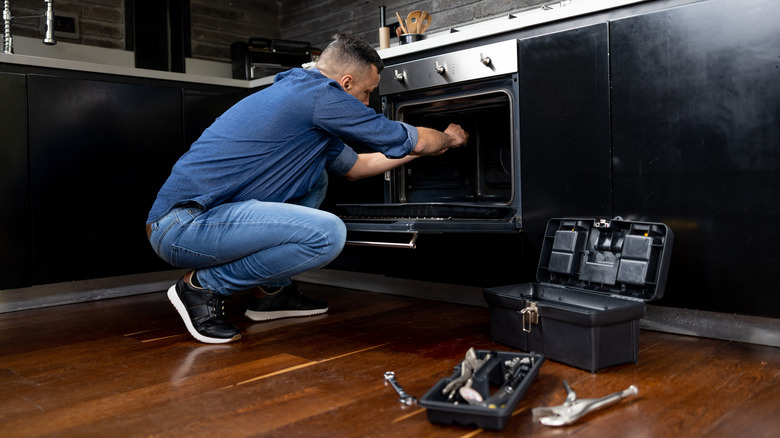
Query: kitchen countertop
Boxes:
[
  {"xmin": 379, "ymin": 0, "xmax": 647, "ymax": 60},
  {"xmin": 0, "ymin": 51, "xmax": 275, "ymax": 89}
]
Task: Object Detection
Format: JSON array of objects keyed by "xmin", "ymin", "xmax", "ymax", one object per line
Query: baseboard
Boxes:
[
  {"xmin": 296, "ymin": 269, "xmax": 780, "ymax": 348},
  {"xmin": 3, "ymin": 268, "xmax": 778, "ymax": 348},
  {"xmin": 0, "ymin": 269, "xmax": 187, "ymax": 313},
  {"xmin": 641, "ymin": 305, "xmax": 780, "ymax": 348}
]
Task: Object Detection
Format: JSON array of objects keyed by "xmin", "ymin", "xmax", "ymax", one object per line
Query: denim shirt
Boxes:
[{"xmin": 147, "ymin": 68, "xmax": 418, "ymax": 223}]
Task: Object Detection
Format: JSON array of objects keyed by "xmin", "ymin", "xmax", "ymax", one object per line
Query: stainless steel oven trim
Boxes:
[
  {"xmin": 342, "ymin": 218, "xmax": 521, "ymax": 234},
  {"xmin": 379, "ymin": 39, "xmax": 519, "ymax": 95},
  {"xmin": 345, "ymin": 231, "xmax": 418, "ymax": 249},
  {"xmin": 390, "ymin": 86, "xmax": 517, "ymax": 208}
]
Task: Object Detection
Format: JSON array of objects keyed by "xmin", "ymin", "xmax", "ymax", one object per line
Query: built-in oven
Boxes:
[{"xmin": 336, "ymin": 40, "xmax": 522, "ymax": 248}]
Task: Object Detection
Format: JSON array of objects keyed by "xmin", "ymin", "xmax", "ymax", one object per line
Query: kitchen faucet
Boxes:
[{"xmin": 3, "ymin": 0, "xmax": 56, "ymax": 54}]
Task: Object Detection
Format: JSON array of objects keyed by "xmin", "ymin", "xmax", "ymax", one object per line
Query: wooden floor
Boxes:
[{"xmin": 1, "ymin": 283, "xmax": 779, "ymax": 437}]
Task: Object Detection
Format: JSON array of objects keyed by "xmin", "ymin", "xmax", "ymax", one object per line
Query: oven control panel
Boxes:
[{"xmin": 379, "ymin": 39, "xmax": 519, "ymax": 95}]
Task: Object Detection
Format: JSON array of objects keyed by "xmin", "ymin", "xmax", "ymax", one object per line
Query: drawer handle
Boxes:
[{"xmin": 346, "ymin": 233, "xmax": 418, "ymax": 249}]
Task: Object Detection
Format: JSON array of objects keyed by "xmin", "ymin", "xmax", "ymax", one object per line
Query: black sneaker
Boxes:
[
  {"xmin": 244, "ymin": 282, "xmax": 328, "ymax": 321},
  {"xmin": 167, "ymin": 274, "xmax": 242, "ymax": 344}
]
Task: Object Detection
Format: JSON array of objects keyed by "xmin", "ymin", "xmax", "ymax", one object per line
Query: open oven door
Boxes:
[{"xmin": 337, "ymin": 203, "xmax": 523, "ymax": 248}]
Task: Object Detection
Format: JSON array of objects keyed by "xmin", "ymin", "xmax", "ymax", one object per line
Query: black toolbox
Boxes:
[
  {"xmin": 483, "ymin": 217, "xmax": 673, "ymax": 372},
  {"xmin": 419, "ymin": 350, "xmax": 545, "ymax": 430}
]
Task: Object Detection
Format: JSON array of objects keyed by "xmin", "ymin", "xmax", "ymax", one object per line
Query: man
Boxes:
[{"xmin": 146, "ymin": 33, "xmax": 468, "ymax": 344}]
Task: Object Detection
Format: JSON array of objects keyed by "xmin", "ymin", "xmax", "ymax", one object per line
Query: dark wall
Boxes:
[
  {"xmin": 11, "ymin": 0, "xmax": 554, "ymax": 63},
  {"xmin": 280, "ymin": 0, "xmax": 551, "ymax": 53},
  {"xmin": 11, "ymin": 0, "xmax": 124, "ymax": 49}
]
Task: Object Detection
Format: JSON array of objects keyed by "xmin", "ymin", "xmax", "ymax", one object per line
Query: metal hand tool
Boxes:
[
  {"xmin": 441, "ymin": 348, "xmax": 490, "ymax": 400},
  {"xmin": 384, "ymin": 371, "xmax": 417, "ymax": 406},
  {"xmin": 458, "ymin": 378, "xmax": 483, "ymax": 405},
  {"xmin": 502, "ymin": 356, "xmax": 532, "ymax": 381},
  {"xmin": 479, "ymin": 357, "xmax": 533, "ymax": 408},
  {"xmin": 532, "ymin": 381, "xmax": 639, "ymax": 426},
  {"xmin": 459, "ymin": 356, "xmax": 532, "ymax": 408}
]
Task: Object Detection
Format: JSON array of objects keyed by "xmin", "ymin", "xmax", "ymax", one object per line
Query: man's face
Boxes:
[{"xmin": 346, "ymin": 65, "xmax": 380, "ymax": 106}]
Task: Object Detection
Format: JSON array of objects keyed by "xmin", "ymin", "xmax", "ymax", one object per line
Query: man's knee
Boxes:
[{"xmin": 325, "ymin": 213, "xmax": 347, "ymax": 250}]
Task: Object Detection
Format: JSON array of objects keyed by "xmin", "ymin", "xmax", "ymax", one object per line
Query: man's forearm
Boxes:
[
  {"xmin": 412, "ymin": 127, "xmax": 453, "ymax": 156},
  {"xmin": 412, "ymin": 124, "xmax": 469, "ymax": 156},
  {"xmin": 344, "ymin": 152, "xmax": 417, "ymax": 181}
]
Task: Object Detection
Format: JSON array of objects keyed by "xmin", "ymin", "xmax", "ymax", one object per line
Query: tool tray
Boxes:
[
  {"xmin": 419, "ymin": 350, "xmax": 545, "ymax": 430},
  {"xmin": 484, "ymin": 217, "xmax": 673, "ymax": 372}
]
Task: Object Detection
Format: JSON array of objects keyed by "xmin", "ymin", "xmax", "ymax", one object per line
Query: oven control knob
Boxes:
[
  {"xmin": 393, "ymin": 70, "xmax": 405, "ymax": 82},
  {"xmin": 435, "ymin": 61, "xmax": 446, "ymax": 75},
  {"xmin": 480, "ymin": 52, "xmax": 492, "ymax": 66}
]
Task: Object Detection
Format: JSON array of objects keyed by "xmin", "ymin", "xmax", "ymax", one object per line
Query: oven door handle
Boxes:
[{"xmin": 345, "ymin": 232, "xmax": 418, "ymax": 249}]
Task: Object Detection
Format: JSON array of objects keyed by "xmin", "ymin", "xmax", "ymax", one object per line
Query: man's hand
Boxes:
[{"xmin": 444, "ymin": 123, "xmax": 469, "ymax": 149}]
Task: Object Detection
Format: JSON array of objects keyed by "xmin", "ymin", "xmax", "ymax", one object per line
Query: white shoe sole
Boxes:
[
  {"xmin": 244, "ymin": 307, "xmax": 328, "ymax": 322},
  {"xmin": 167, "ymin": 284, "xmax": 241, "ymax": 344}
]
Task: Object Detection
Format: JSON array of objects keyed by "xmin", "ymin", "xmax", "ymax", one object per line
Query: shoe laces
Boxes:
[{"xmin": 208, "ymin": 295, "xmax": 228, "ymax": 319}]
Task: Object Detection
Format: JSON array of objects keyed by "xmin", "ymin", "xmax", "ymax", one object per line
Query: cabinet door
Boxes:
[
  {"xmin": 518, "ymin": 23, "xmax": 612, "ymax": 248},
  {"xmin": 183, "ymin": 87, "xmax": 254, "ymax": 150},
  {"xmin": 0, "ymin": 72, "xmax": 34, "ymax": 289},
  {"xmin": 610, "ymin": 0, "xmax": 780, "ymax": 316},
  {"xmin": 28, "ymin": 75, "xmax": 182, "ymax": 284}
]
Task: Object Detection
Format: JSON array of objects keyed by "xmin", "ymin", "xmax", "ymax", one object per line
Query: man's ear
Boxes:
[{"xmin": 339, "ymin": 74, "xmax": 354, "ymax": 91}]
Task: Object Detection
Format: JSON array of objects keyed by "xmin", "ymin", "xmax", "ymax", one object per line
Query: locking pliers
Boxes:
[{"xmin": 532, "ymin": 381, "xmax": 638, "ymax": 426}]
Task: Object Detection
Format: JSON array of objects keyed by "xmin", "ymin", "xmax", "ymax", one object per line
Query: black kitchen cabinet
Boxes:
[
  {"xmin": 0, "ymin": 64, "xmax": 258, "ymax": 290},
  {"xmin": 183, "ymin": 87, "xmax": 254, "ymax": 149},
  {"xmin": 0, "ymin": 72, "xmax": 34, "ymax": 289},
  {"xmin": 27, "ymin": 75, "xmax": 182, "ymax": 284},
  {"xmin": 610, "ymin": 0, "xmax": 780, "ymax": 316},
  {"xmin": 516, "ymin": 23, "xmax": 612, "ymax": 273}
]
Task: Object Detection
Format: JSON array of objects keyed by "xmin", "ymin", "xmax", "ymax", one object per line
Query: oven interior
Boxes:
[
  {"xmin": 335, "ymin": 81, "xmax": 520, "ymax": 230},
  {"xmin": 393, "ymin": 90, "xmax": 513, "ymax": 205}
]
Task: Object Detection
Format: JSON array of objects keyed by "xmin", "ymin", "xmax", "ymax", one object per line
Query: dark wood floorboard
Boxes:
[{"xmin": 1, "ymin": 283, "xmax": 778, "ymax": 437}]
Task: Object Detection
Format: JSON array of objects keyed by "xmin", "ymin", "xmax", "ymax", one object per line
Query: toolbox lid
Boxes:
[{"xmin": 537, "ymin": 217, "xmax": 674, "ymax": 302}]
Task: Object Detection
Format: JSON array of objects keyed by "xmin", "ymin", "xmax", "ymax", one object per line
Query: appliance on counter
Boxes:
[{"xmin": 231, "ymin": 38, "xmax": 319, "ymax": 80}]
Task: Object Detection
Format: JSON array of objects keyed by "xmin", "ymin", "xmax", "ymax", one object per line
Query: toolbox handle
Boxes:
[{"xmin": 520, "ymin": 301, "xmax": 539, "ymax": 333}]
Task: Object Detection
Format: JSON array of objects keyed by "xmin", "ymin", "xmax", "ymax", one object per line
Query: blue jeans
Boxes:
[{"xmin": 147, "ymin": 172, "xmax": 344, "ymax": 295}]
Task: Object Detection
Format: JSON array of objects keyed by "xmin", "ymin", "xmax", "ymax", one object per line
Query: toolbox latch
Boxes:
[{"xmin": 520, "ymin": 301, "xmax": 539, "ymax": 333}]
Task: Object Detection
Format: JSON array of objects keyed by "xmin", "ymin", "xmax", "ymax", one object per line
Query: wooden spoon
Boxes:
[
  {"xmin": 395, "ymin": 12, "xmax": 408, "ymax": 34},
  {"xmin": 418, "ymin": 11, "xmax": 432, "ymax": 34},
  {"xmin": 406, "ymin": 10, "xmax": 422, "ymax": 34}
]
